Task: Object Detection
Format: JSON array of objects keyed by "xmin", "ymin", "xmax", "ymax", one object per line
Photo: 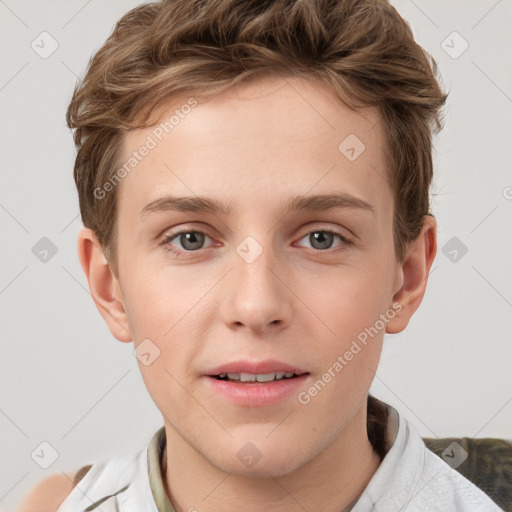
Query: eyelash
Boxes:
[{"xmin": 160, "ymin": 228, "xmax": 353, "ymax": 258}]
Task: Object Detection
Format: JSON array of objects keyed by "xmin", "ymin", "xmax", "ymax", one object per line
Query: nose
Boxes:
[{"xmin": 219, "ymin": 238, "xmax": 292, "ymax": 335}]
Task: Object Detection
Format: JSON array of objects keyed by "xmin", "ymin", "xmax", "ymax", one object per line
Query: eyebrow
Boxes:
[{"xmin": 140, "ymin": 192, "xmax": 375, "ymax": 218}]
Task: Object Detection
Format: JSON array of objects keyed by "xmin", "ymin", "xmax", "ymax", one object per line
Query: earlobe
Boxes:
[
  {"xmin": 385, "ymin": 215, "xmax": 437, "ymax": 334},
  {"xmin": 77, "ymin": 228, "xmax": 132, "ymax": 343}
]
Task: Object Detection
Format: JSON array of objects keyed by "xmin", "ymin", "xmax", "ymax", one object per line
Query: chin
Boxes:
[
  {"xmin": 224, "ymin": 461, "xmax": 305, "ymax": 479},
  {"xmin": 210, "ymin": 443, "xmax": 310, "ymax": 479}
]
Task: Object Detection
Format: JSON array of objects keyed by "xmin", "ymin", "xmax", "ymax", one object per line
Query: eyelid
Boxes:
[
  {"xmin": 159, "ymin": 222, "xmax": 214, "ymax": 241},
  {"xmin": 296, "ymin": 222, "xmax": 353, "ymax": 241}
]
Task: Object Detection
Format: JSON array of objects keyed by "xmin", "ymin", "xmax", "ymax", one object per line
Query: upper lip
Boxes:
[{"xmin": 205, "ymin": 360, "xmax": 309, "ymax": 376}]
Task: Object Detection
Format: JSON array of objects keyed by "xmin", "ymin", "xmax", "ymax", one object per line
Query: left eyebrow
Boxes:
[
  {"xmin": 282, "ymin": 192, "xmax": 375, "ymax": 217},
  {"xmin": 139, "ymin": 192, "xmax": 375, "ymax": 218}
]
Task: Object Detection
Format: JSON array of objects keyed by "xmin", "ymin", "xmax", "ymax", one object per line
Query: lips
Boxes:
[{"xmin": 204, "ymin": 360, "xmax": 310, "ymax": 406}]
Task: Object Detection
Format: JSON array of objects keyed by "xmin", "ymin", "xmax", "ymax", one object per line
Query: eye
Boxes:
[
  {"xmin": 296, "ymin": 230, "xmax": 352, "ymax": 252},
  {"xmin": 161, "ymin": 229, "xmax": 213, "ymax": 255},
  {"xmin": 160, "ymin": 227, "xmax": 353, "ymax": 257}
]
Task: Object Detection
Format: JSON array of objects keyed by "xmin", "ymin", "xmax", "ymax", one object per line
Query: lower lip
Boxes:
[{"xmin": 205, "ymin": 374, "xmax": 309, "ymax": 407}]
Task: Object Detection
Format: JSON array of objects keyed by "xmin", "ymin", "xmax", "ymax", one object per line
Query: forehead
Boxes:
[{"xmin": 117, "ymin": 74, "xmax": 391, "ymax": 220}]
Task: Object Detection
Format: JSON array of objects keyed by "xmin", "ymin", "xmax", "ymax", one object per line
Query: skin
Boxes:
[{"xmin": 76, "ymin": 74, "xmax": 436, "ymax": 512}]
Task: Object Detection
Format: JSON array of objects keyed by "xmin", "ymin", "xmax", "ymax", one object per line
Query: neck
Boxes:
[{"xmin": 162, "ymin": 403, "xmax": 381, "ymax": 512}]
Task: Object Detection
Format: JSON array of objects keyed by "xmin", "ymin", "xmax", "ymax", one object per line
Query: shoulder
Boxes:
[
  {"xmin": 421, "ymin": 438, "xmax": 508, "ymax": 511},
  {"xmin": 373, "ymin": 407, "xmax": 504, "ymax": 511},
  {"xmin": 414, "ymin": 436, "xmax": 505, "ymax": 510},
  {"xmin": 18, "ymin": 466, "xmax": 92, "ymax": 512},
  {"xmin": 18, "ymin": 433, "xmax": 162, "ymax": 511}
]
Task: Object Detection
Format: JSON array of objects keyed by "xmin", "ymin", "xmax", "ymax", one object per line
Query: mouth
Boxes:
[
  {"xmin": 204, "ymin": 361, "xmax": 310, "ymax": 406},
  {"xmin": 205, "ymin": 359, "xmax": 309, "ymax": 378},
  {"xmin": 211, "ymin": 372, "xmax": 305, "ymax": 383}
]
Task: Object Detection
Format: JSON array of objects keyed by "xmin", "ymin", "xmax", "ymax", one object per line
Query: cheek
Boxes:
[
  {"xmin": 120, "ymin": 261, "xmax": 206, "ymax": 340},
  {"xmin": 120, "ymin": 265, "xmax": 214, "ymax": 402},
  {"xmin": 299, "ymin": 265, "xmax": 391, "ymax": 337},
  {"xmin": 122, "ymin": 269, "xmax": 204, "ymax": 406},
  {"xmin": 296, "ymin": 266, "xmax": 392, "ymax": 399}
]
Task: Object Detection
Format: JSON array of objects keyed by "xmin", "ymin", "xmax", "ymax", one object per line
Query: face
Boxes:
[{"xmin": 111, "ymin": 75, "xmax": 403, "ymax": 477}]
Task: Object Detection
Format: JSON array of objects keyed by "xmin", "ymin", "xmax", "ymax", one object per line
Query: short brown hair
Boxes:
[{"xmin": 66, "ymin": 0, "xmax": 447, "ymax": 276}]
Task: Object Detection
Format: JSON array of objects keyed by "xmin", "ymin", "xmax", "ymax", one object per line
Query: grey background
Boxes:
[{"xmin": 1, "ymin": 0, "xmax": 511, "ymax": 510}]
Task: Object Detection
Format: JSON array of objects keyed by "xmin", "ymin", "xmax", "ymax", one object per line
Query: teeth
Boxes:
[
  {"xmin": 220, "ymin": 372, "xmax": 296, "ymax": 382},
  {"xmin": 256, "ymin": 373, "xmax": 275, "ymax": 382}
]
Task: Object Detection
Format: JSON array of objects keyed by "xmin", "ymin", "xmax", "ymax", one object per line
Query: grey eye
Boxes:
[
  {"xmin": 297, "ymin": 231, "xmax": 345, "ymax": 251},
  {"xmin": 308, "ymin": 231, "xmax": 335, "ymax": 250},
  {"xmin": 180, "ymin": 232, "xmax": 205, "ymax": 250}
]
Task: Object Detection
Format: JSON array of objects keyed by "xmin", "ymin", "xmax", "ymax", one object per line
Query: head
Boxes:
[{"xmin": 69, "ymin": 0, "xmax": 446, "ymax": 477}]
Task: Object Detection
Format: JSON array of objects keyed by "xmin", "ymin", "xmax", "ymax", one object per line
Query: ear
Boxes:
[
  {"xmin": 385, "ymin": 215, "xmax": 437, "ymax": 334},
  {"xmin": 77, "ymin": 227, "xmax": 132, "ymax": 343}
]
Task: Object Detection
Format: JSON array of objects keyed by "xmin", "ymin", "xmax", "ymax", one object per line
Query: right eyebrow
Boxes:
[{"xmin": 140, "ymin": 195, "xmax": 234, "ymax": 218}]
